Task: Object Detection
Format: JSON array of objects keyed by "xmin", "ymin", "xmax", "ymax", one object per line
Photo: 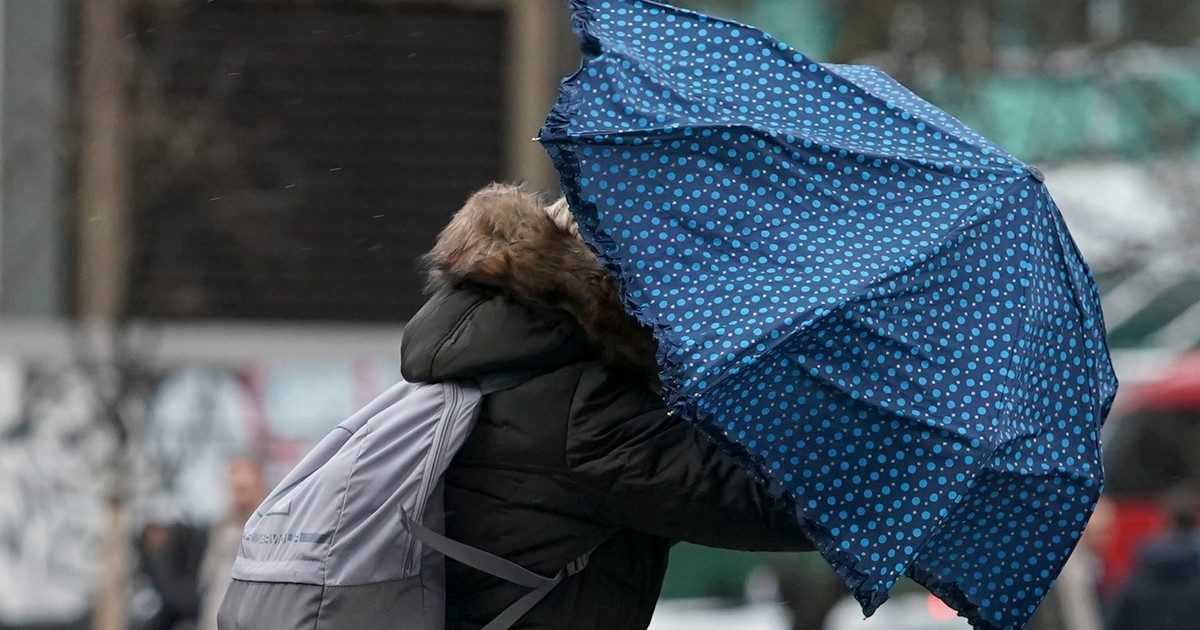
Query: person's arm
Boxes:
[{"xmin": 564, "ymin": 362, "xmax": 813, "ymax": 552}]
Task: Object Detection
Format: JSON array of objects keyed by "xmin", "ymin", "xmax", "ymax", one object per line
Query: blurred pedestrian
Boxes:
[
  {"xmin": 1106, "ymin": 488, "xmax": 1200, "ymax": 630},
  {"xmin": 400, "ymin": 185, "xmax": 815, "ymax": 629},
  {"xmin": 131, "ymin": 521, "xmax": 207, "ymax": 630},
  {"xmin": 196, "ymin": 457, "xmax": 265, "ymax": 630}
]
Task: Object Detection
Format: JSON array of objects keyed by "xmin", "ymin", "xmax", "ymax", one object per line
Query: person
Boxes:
[
  {"xmin": 401, "ymin": 184, "xmax": 815, "ymax": 629},
  {"xmin": 196, "ymin": 457, "xmax": 267, "ymax": 630},
  {"xmin": 132, "ymin": 521, "xmax": 207, "ymax": 630},
  {"xmin": 1106, "ymin": 488, "xmax": 1200, "ymax": 630}
]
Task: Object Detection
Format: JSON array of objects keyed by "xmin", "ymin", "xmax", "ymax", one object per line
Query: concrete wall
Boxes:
[{"xmin": 0, "ymin": 0, "xmax": 70, "ymax": 317}]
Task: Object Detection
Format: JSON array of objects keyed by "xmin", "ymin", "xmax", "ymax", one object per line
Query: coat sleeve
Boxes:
[{"xmin": 564, "ymin": 362, "xmax": 814, "ymax": 552}]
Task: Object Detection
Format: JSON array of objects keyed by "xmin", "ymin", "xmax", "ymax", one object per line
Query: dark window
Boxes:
[
  {"xmin": 1104, "ymin": 409, "xmax": 1200, "ymax": 495},
  {"xmin": 1126, "ymin": 0, "xmax": 1200, "ymax": 47},
  {"xmin": 128, "ymin": 1, "xmax": 507, "ymax": 321},
  {"xmin": 1023, "ymin": 0, "xmax": 1092, "ymax": 49}
]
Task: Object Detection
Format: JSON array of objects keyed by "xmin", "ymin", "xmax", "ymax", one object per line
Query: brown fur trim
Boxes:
[{"xmin": 423, "ymin": 183, "xmax": 658, "ymax": 372}]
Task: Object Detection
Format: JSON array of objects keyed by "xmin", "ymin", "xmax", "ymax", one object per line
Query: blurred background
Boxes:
[{"xmin": 0, "ymin": 1, "xmax": 1197, "ymax": 629}]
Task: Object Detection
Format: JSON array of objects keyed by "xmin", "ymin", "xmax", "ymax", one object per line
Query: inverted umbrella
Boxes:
[{"xmin": 538, "ymin": 1, "xmax": 1117, "ymax": 628}]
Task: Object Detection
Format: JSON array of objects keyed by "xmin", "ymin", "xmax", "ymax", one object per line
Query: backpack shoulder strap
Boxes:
[{"xmin": 404, "ymin": 513, "xmax": 592, "ymax": 630}]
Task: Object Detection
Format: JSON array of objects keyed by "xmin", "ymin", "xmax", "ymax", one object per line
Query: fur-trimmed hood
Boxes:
[{"xmin": 423, "ymin": 183, "xmax": 657, "ymax": 373}]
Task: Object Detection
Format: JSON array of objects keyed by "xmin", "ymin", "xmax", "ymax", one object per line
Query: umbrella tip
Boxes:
[{"xmin": 1026, "ymin": 165, "xmax": 1045, "ymax": 183}]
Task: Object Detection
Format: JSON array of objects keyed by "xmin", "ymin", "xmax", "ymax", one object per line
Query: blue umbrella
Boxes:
[{"xmin": 538, "ymin": 1, "xmax": 1117, "ymax": 628}]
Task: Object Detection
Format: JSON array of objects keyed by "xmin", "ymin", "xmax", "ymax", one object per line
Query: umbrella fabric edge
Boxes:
[{"xmin": 537, "ymin": 2, "xmax": 1115, "ymax": 628}]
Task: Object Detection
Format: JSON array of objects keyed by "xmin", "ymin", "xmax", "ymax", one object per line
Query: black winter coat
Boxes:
[{"xmin": 401, "ymin": 284, "xmax": 813, "ymax": 630}]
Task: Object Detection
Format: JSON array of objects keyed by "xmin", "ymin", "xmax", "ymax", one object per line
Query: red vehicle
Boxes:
[{"xmin": 1099, "ymin": 351, "xmax": 1200, "ymax": 594}]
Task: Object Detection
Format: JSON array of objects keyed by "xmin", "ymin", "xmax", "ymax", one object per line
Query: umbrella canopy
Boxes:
[{"xmin": 538, "ymin": 1, "xmax": 1118, "ymax": 628}]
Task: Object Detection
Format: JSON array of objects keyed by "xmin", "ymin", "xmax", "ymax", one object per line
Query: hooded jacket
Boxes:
[
  {"xmin": 1107, "ymin": 533, "xmax": 1200, "ymax": 630},
  {"xmin": 401, "ymin": 184, "xmax": 813, "ymax": 629}
]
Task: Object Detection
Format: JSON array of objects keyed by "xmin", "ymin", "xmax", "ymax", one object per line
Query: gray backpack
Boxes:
[{"xmin": 217, "ymin": 378, "xmax": 592, "ymax": 629}]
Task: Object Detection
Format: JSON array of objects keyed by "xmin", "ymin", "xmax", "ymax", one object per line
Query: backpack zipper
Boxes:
[{"xmin": 402, "ymin": 382, "xmax": 464, "ymax": 575}]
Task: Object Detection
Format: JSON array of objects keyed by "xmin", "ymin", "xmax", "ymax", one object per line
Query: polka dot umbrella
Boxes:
[{"xmin": 538, "ymin": 1, "xmax": 1118, "ymax": 628}]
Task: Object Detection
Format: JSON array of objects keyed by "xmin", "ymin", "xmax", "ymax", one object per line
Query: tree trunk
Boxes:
[
  {"xmin": 78, "ymin": 0, "xmax": 133, "ymax": 628},
  {"xmin": 93, "ymin": 500, "xmax": 131, "ymax": 630}
]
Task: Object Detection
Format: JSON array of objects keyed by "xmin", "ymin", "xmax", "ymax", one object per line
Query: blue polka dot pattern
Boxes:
[{"xmin": 538, "ymin": 1, "xmax": 1118, "ymax": 628}]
